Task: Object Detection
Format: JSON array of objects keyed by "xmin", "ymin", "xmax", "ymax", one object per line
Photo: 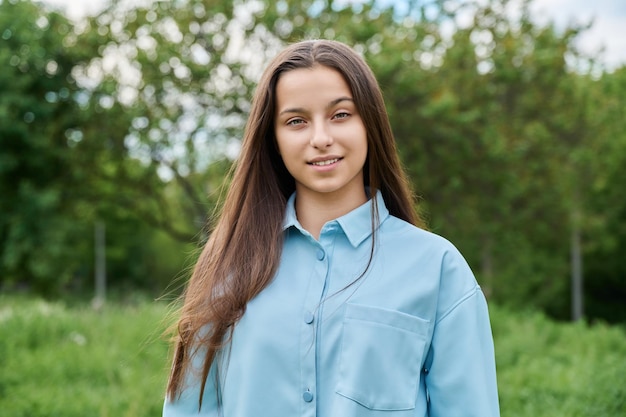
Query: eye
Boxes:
[
  {"xmin": 286, "ymin": 118, "xmax": 305, "ymax": 126},
  {"xmin": 332, "ymin": 111, "xmax": 350, "ymax": 120}
]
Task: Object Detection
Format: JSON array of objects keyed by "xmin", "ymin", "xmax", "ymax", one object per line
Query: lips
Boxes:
[{"xmin": 308, "ymin": 156, "xmax": 343, "ymax": 166}]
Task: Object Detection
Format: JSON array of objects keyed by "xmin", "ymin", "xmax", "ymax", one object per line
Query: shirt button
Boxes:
[
  {"xmin": 304, "ymin": 311, "xmax": 314, "ymax": 324},
  {"xmin": 303, "ymin": 390, "xmax": 314, "ymax": 402},
  {"xmin": 316, "ymin": 249, "xmax": 325, "ymax": 261}
]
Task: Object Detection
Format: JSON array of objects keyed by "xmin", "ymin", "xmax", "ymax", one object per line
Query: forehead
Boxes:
[{"xmin": 275, "ymin": 65, "xmax": 352, "ymax": 105}]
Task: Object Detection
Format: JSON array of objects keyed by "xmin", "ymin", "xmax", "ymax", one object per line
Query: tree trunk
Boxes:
[
  {"xmin": 94, "ymin": 221, "xmax": 106, "ymax": 309},
  {"xmin": 570, "ymin": 215, "xmax": 583, "ymax": 321}
]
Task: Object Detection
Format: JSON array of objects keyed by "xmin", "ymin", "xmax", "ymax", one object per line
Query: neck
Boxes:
[{"xmin": 295, "ymin": 187, "xmax": 368, "ymax": 240}]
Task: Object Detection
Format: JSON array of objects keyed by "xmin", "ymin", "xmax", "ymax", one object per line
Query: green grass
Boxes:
[
  {"xmin": 0, "ymin": 294, "xmax": 173, "ymax": 417},
  {"xmin": 1, "ymin": 295, "xmax": 625, "ymax": 416},
  {"xmin": 491, "ymin": 306, "xmax": 626, "ymax": 416}
]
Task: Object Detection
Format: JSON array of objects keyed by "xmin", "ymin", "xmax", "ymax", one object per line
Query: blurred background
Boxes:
[{"xmin": 1, "ymin": 0, "xmax": 625, "ymax": 415}]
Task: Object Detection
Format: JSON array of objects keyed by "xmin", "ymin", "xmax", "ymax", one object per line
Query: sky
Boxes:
[
  {"xmin": 42, "ymin": 0, "xmax": 626, "ymax": 71},
  {"xmin": 528, "ymin": 0, "xmax": 626, "ymax": 71}
]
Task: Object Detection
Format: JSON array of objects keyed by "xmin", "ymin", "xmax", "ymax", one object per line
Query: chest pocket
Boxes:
[{"xmin": 335, "ymin": 303, "xmax": 430, "ymax": 411}]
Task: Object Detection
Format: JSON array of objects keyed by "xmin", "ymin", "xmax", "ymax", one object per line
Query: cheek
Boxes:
[{"xmin": 275, "ymin": 130, "xmax": 304, "ymax": 159}]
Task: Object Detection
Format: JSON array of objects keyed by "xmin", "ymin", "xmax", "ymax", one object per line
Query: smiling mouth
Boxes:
[{"xmin": 309, "ymin": 158, "xmax": 341, "ymax": 166}]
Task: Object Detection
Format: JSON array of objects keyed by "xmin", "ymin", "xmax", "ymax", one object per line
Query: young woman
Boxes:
[{"xmin": 163, "ymin": 39, "xmax": 500, "ymax": 417}]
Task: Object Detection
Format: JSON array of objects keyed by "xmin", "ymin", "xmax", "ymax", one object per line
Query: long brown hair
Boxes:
[{"xmin": 166, "ymin": 39, "xmax": 425, "ymax": 407}]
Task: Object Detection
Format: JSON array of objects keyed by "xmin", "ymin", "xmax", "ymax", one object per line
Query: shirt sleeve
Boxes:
[
  {"xmin": 423, "ymin": 250, "xmax": 500, "ymax": 417},
  {"xmin": 162, "ymin": 347, "xmax": 220, "ymax": 417}
]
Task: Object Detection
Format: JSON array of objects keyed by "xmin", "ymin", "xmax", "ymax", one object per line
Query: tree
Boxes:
[
  {"xmin": 5, "ymin": 0, "xmax": 622, "ymax": 321},
  {"xmin": 582, "ymin": 66, "xmax": 626, "ymax": 322},
  {"xmin": 0, "ymin": 0, "xmax": 90, "ymax": 293},
  {"xmin": 0, "ymin": 0, "xmax": 196, "ymax": 295}
]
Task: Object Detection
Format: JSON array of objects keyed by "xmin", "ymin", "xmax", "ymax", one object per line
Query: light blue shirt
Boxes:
[{"xmin": 164, "ymin": 192, "xmax": 500, "ymax": 417}]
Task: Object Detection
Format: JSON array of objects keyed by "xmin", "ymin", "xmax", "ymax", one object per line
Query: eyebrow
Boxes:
[{"xmin": 278, "ymin": 96, "xmax": 354, "ymax": 116}]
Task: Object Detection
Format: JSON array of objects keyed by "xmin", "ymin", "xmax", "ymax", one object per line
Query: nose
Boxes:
[{"xmin": 310, "ymin": 121, "xmax": 333, "ymax": 148}]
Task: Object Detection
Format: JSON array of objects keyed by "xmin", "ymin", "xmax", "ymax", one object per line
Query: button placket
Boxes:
[{"xmin": 300, "ymin": 241, "xmax": 328, "ymax": 415}]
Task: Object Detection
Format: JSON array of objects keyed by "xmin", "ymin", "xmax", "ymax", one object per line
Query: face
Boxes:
[{"xmin": 274, "ymin": 65, "xmax": 368, "ymax": 203}]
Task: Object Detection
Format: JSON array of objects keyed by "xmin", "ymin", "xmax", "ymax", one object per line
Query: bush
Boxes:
[{"xmin": 490, "ymin": 305, "xmax": 626, "ymax": 416}]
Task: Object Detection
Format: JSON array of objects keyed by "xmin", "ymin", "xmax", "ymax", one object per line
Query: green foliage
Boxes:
[
  {"xmin": 490, "ymin": 304, "xmax": 626, "ymax": 415},
  {"xmin": 0, "ymin": 295, "xmax": 172, "ymax": 417},
  {"xmin": 369, "ymin": 0, "xmax": 592, "ymax": 318},
  {"xmin": 1, "ymin": 296, "xmax": 625, "ymax": 416},
  {"xmin": 582, "ymin": 67, "xmax": 626, "ymax": 322},
  {"xmin": 0, "ymin": 0, "xmax": 87, "ymax": 292},
  {"xmin": 0, "ymin": 0, "xmax": 205, "ymax": 295}
]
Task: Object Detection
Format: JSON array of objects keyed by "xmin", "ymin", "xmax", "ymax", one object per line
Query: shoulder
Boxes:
[
  {"xmin": 379, "ymin": 215, "xmax": 480, "ymax": 310},
  {"xmin": 380, "ymin": 215, "xmax": 460, "ymax": 258}
]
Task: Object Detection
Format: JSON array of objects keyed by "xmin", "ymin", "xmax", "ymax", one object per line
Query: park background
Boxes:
[{"xmin": 1, "ymin": 0, "xmax": 625, "ymax": 415}]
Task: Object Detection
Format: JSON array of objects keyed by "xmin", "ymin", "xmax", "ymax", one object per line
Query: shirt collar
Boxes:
[{"xmin": 282, "ymin": 190, "xmax": 390, "ymax": 247}]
